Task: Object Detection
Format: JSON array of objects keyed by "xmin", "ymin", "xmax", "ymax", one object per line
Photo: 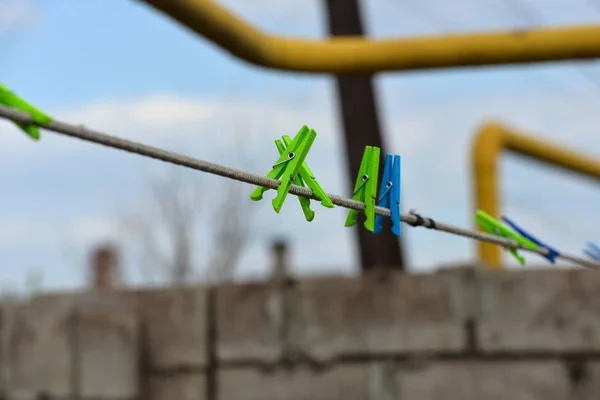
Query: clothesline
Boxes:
[{"xmin": 0, "ymin": 104, "xmax": 598, "ymax": 271}]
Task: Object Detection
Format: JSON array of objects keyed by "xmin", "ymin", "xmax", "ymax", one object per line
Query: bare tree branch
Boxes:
[
  {"xmin": 147, "ymin": 170, "xmax": 201, "ymax": 286},
  {"xmin": 121, "ymin": 211, "xmax": 170, "ymax": 284},
  {"xmin": 120, "ymin": 122, "xmax": 255, "ymax": 286},
  {"xmin": 205, "ymin": 180, "xmax": 252, "ymax": 283},
  {"xmin": 203, "ymin": 122, "xmax": 255, "ymax": 283}
]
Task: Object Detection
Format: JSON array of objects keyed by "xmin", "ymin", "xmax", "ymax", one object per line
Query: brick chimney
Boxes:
[
  {"xmin": 271, "ymin": 238, "xmax": 289, "ymax": 284},
  {"xmin": 89, "ymin": 244, "xmax": 120, "ymax": 290}
]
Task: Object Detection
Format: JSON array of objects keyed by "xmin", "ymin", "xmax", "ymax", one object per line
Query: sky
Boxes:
[{"xmin": 2, "ymin": 0, "xmax": 600, "ymax": 292}]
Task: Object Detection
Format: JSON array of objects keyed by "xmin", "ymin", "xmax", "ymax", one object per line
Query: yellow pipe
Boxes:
[
  {"xmin": 472, "ymin": 122, "xmax": 600, "ymax": 268},
  {"xmin": 137, "ymin": 0, "xmax": 600, "ymax": 74}
]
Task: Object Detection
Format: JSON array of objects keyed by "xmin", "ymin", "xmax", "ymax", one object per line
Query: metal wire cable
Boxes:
[
  {"xmin": 398, "ymin": 0, "xmax": 600, "ymax": 99},
  {"xmin": 498, "ymin": 0, "xmax": 600, "ymax": 91},
  {"xmin": 0, "ymin": 104, "xmax": 599, "ymax": 270}
]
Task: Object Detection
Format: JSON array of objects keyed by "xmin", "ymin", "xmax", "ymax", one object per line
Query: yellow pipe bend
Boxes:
[
  {"xmin": 137, "ymin": 0, "xmax": 600, "ymax": 74},
  {"xmin": 472, "ymin": 122, "xmax": 600, "ymax": 268}
]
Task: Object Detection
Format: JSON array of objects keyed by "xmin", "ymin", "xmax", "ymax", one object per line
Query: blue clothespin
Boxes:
[
  {"xmin": 502, "ymin": 216, "xmax": 560, "ymax": 263},
  {"xmin": 374, "ymin": 154, "xmax": 401, "ymax": 236},
  {"xmin": 584, "ymin": 242, "xmax": 600, "ymax": 262}
]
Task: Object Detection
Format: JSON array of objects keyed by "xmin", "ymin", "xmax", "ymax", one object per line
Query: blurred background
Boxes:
[
  {"xmin": 2, "ymin": 1, "xmax": 600, "ymax": 398},
  {"xmin": 2, "ymin": 0, "xmax": 600, "ymax": 293}
]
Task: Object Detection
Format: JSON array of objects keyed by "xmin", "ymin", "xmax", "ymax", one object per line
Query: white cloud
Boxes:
[
  {"xmin": 0, "ymin": 1, "xmax": 40, "ymax": 30},
  {"xmin": 0, "ymin": 84, "xmax": 435, "ymax": 172},
  {"xmin": 65, "ymin": 216, "xmax": 121, "ymax": 246},
  {"xmin": 60, "ymin": 94, "xmax": 223, "ymax": 134},
  {"xmin": 0, "ymin": 214, "xmax": 122, "ymax": 252},
  {"xmin": 0, "ymin": 217, "xmax": 38, "ymax": 245}
]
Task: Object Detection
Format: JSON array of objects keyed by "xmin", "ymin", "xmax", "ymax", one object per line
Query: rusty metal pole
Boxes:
[{"xmin": 323, "ymin": 0, "xmax": 406, "ymax": 271}]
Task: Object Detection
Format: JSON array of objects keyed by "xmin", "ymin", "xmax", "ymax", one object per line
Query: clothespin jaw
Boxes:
[
  {"xmin": 274, "ymin": 138, "xmax": 314, "ymax": 221},
  {"xmin": 281, "ymin": 134, "xmax": 335, "ymax": 210},
  {"xmin": 374, "ymin": 154, "xmax": 401, "ymax": 236},
  {"xmin": 345, "ymin": 146, "xmax": 380, "ymax": 232},
  {"xmin": 0, "ymin": 83, "xmax": 52, "ymax": 140},
  {"xmin": 584, "ymin": 242, "xmax": 600, "ymax": 262},
  {"xmin": 502, "ymin": 216, "xmax": 560, "ymax": 263},
  {"xmin": 250, "ymin": 125, "xmax": 316, "ymax": 213},
  {"xmin": 474, "ymin": 210, "xmax": 538, "ymax": 265}
]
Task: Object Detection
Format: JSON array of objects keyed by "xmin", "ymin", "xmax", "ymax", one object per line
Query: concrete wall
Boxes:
[{"xmin": 2, "ymin": 266, "xmax": 600, "ymax": 400}]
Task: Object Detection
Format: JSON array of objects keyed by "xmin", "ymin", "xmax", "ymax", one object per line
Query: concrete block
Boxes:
[
  {"xmin": 75, "ymin": 292, "xmax": 139, "ymax": 399},
  {"xmin": 148, "ymin": 373, "xmax": 206, "ymax": 400},
  {"xmin": 564, "ymin": 361, "xmax": 600, "ymax": 400},
  {"xmin": 7, "ymin": 294, "xmax": 79, "ymax": 398},
  {"xmin": 6, "ymin": 292, "xmax": 140, "ymax": 399},
  {"xmin": 136, "ymin": 287, "xmax": 208, "ymax": 370},
  {"xmin": 397, "ymin": 360, "xmax": 570, "ymax": 400},
  {"xmin": 287, "ymin": 272, "xmax": 469, "ymax": 361},
  {"xmin": 216, "ymin": 282, "xmax": 283, "ymax": 363},
  {"xmin": 476, "ymin": 269, "xmax": 600, "ymax": 352},
  {"xmin": 218, "ymin": 360, "xmax": 573, "ymax": 400},
  {"xmin": 0, "ymin": 302, "xmax": 9, "ymax": 394},
  {"xmin": 218, "ymin": 365, "xmax": 369, "ymax": 400}
]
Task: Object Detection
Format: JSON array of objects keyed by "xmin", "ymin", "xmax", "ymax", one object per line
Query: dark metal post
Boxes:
[{"xmin": 323, "ymin": 0, "xmax": 406, "ymax": 271}]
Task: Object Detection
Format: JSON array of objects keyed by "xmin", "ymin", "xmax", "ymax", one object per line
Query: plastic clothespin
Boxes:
[
  {"xmin": 502, "ymin": 216, "xmax": 560, "ymax": 263},
  {"xmin": 0, "ymin": 83, "xmax": 52, "ymax": 140},
  {"xmin": 250, "ymin": 125, "xmax": 317, "ymax": 213},
  {"xmin": 474, "ymin": 210, "xmax": 538, "ymax": 265},
  {"xmin": 345, "ymin": 146, "xmax": 380, "ymax": 232},
  {"xmin": 373, "ymin": 154, "xmax": 401, "ymax": 236},
  {"xmin": 272, "ymin": 134, "xmax": 334, "ymax": 221},
  {"xmin": 584, "ymin": 242, "xmax": 600, "ymax": 262}
]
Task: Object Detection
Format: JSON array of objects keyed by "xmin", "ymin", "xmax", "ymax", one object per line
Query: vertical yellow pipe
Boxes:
[{"xmin": 472, "ymin": 123, "xmax": 505, "ymax": 268}]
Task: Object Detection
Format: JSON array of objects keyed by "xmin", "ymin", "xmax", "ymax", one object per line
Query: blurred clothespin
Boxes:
[
  {"xmin": 474, "ymin": 210, "xmax": 538, "ymax": 265},
  {"xmin": 345, "ymin": 146, "xmax": 380, "ymax": 232},
  {"xmin": 0, "ymin": 83, "xmax": 52, "ymax": 140},
  {"xmin": 584, "ymin": 242, "xmax": 600, "ymax": 262},
  {"xmin": 374, "ymin": 154, "xmax": 401, "ymax": 236},
  {"xmin": 502, "ymin": 216, "xmax": 560, "ymax": 263},
  {"xmin": 250, "ymin": 125, "xmax": 317, "ymax": 213},
  {"xmin": 273, "ymin": 134, "xmax": 334, "ymax": 221}
]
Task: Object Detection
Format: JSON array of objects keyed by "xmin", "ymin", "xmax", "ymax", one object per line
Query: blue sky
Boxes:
[{"xmin": 2, "ymin": 0, "xmax": 600, "ymax": 293}]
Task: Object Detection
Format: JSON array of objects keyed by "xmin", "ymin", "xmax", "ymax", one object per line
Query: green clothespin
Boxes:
[
  {"xmin": 345, "ymin": 146, "xmax": 380, "ymax": 232},
  {"xmin": 474, "ymin": 210, "xmax": 538, "ymax": 265},
  {"xmin": 275, "ymin": 134, "xmax": 334, "ymax": 221},
  {"xmin": 250, "ymin": 125, "xmax": 317, "ymax": 213},
  {"xmin": 0, "ymin": 83, "xmax": 52, "ymax": 140}
]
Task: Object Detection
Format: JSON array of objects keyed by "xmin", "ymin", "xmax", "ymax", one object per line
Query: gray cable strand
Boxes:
[{"xmin": 1, "ymin": 104, "xmax": 599, "ymax": 271}]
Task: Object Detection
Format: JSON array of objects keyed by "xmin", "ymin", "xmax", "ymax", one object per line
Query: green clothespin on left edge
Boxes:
[
  {"xmin": 474, "ymin": 209, "xmax": 538, "ymax": 265},
  {"xmin": 0, "ymin": 83, "xmax": 52, "ymax": 140},
  {"xmin": 250, "ymin": 125, "xmax": 317, "ymax": 214},
  {"xmin": 275, "ymin": 134, "xmax": 334, "ymax": 221}
]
